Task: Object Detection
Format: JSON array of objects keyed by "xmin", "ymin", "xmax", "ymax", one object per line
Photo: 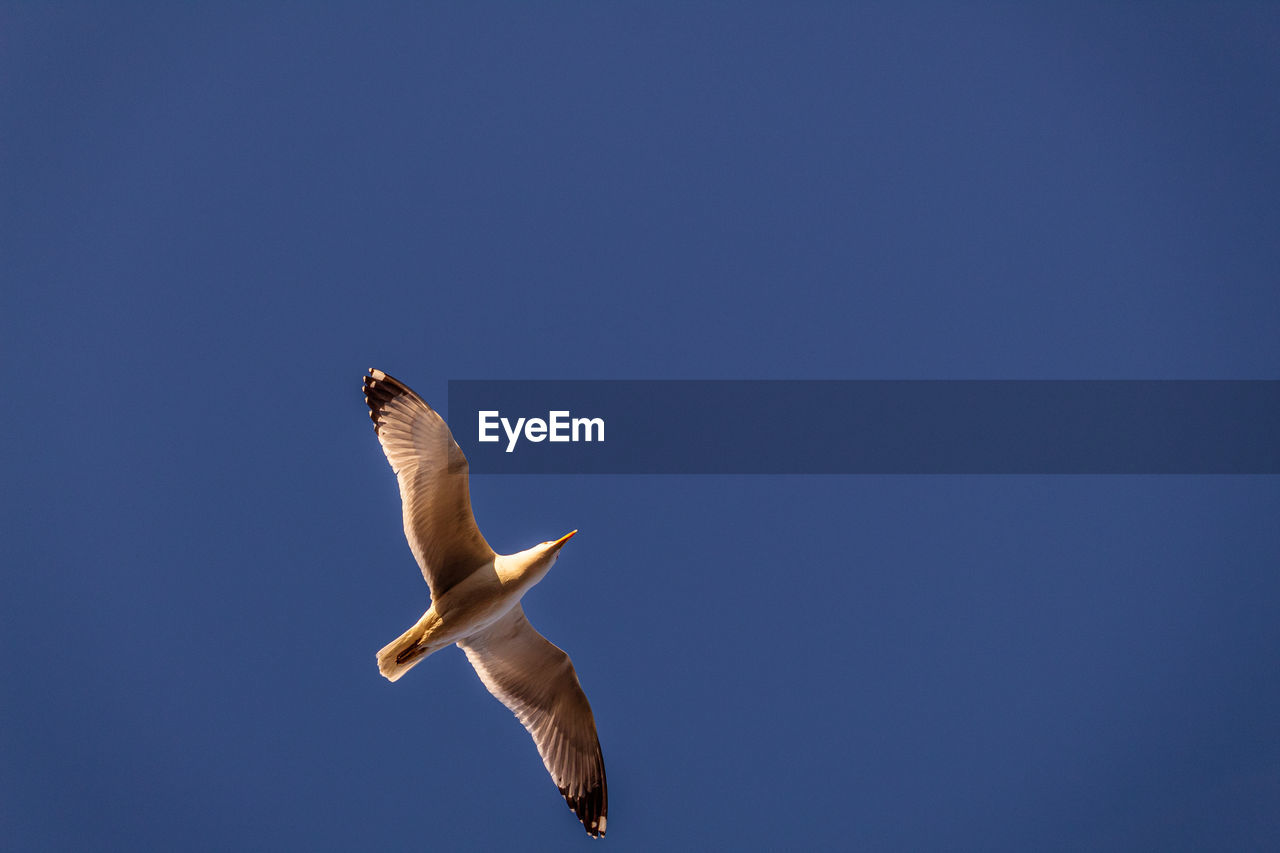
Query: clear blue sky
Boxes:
[{"xmin": 3, "ymin": 4, "xmax": 1279, "ymax": 850}]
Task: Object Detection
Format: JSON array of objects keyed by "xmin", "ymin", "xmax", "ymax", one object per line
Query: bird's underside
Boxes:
[{"xmin": 363, "ymin": 368, "xmax": 608, "ymax": 838}]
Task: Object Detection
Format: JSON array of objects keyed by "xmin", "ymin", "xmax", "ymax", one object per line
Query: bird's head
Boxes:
[
  {"xmin": 528, "ymin": 529, "xmax": 577, "ymax": 571},
  {"xmin": 544, "ymin": 529, "xmax": 577, "ymax": 558},
  {"xmin": 505, "ymin": 530, "xmax": 578, "ymax": 589}
]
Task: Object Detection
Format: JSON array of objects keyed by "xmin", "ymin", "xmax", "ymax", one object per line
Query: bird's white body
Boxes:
[{"xmin": 377, "ymin": 542, "xmax": 565, "ymax": 679}]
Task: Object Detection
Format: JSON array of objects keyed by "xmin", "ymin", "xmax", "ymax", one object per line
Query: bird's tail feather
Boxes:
[{"xmin": 377, "ymin": 609, "xmax": 442, "ymax": 682}]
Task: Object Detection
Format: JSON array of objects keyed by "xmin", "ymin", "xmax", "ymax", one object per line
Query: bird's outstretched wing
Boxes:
[
  {"xmin": 364, "ymin": 368, "xmax": 494, "ymax": 597},
  {"xmin": 459, "ymin": 606, "xmax": 608, "ymax": 838}
]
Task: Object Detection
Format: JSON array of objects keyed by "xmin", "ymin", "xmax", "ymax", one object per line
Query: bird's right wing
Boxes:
[
  {"xmin": 459, "ymin": 606, "xmax": 608, "ymax": 838},
  {"xmin": 364, "ymin": 368, "xmax": 494, "ymax": 597}
]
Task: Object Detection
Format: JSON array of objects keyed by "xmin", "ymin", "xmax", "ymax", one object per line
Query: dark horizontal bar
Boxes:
[{"xmin": 447, "ymin": 381, "xmax": 1280, "ymax": 474}]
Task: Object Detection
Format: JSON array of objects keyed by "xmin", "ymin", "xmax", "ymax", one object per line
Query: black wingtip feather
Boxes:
[
  {"xmin": 363, "ymin": 368, "xmax": 416, "ymax": 434},
  {"xmin": 559, "ymin": 781, "xmax": 608, "ymax": 838}
]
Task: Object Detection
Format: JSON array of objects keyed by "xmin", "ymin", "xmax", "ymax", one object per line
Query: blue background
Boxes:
[{"xmin": 3, "ymin": 4, "xmax": 1278, "ymax": 850}]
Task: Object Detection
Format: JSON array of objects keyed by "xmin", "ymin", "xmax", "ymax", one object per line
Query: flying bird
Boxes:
[{"xmin": 363, "ymin": 368, "xmax": 607, "ymax": 838}]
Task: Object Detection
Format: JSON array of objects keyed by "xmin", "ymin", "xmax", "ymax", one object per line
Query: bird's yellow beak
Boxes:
[{"xmin": 551, "ymin": 530, "xmax": 578, "ymax": 549}]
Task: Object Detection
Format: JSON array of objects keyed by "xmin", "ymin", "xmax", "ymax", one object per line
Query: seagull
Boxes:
[{"xmin": 362, "ymin": 368, "xmax": 608, "ymax": 838}]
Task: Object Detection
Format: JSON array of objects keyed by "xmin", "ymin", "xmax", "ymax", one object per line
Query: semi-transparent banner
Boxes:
[{"xmin": 447, "ymin": 381, "xmax": 1280, "ymax": 474}]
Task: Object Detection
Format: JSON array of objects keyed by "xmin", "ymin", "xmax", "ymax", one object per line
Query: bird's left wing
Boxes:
[
  {"xmin": 363, "ymin": 368, "xmax": 494, "ymax": 597},
  {"xmin": 458, "ymin": 605, "xmax": 608, "ymax": 838}
]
